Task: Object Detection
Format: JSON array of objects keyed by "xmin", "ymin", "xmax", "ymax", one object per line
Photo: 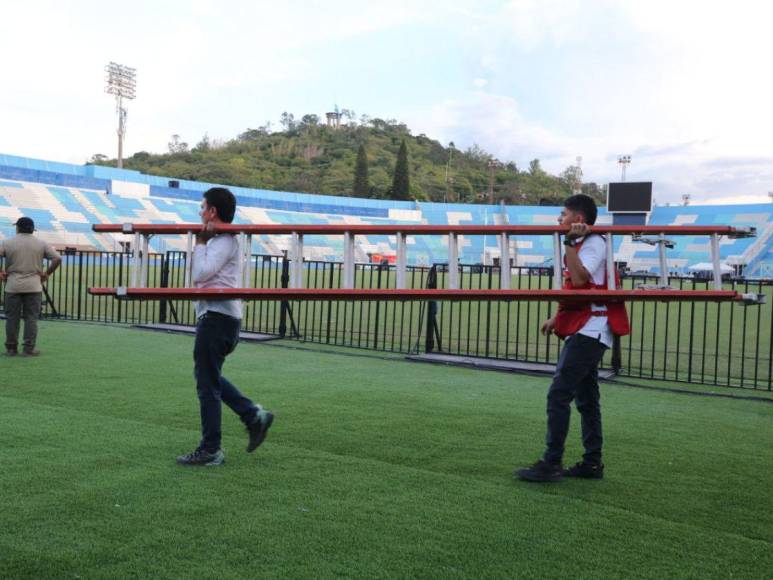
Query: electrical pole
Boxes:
[
  {"xmin": 445, "ymin": 143, "xmax": 455, "ymax": 203},
  {"xmin": 573, "ymin": 156, "xmax": 583, "ymax": 195},
  {"xmin": 105, "ymin": 62, "xmax": 137, "ymax": 169},
  {"xmin": 487, "ymin": 159, "xmax": 499, "ymax": 205}
]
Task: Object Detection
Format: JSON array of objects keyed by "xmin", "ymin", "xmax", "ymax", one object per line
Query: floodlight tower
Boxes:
[
  {"xmin": 105, "ymin": 62, "xmax": 137, "ymax": 169},
  {"xmin": 618, "ymin": 154, "xmax": 631, "ymax": 182}
]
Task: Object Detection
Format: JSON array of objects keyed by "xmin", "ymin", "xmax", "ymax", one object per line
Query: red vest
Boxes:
[{"xmin": 553, "ymin": 236, "xmax": 631, "ymax": 339}]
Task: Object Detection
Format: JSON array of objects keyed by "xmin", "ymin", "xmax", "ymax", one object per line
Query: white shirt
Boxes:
[
  {"xmin": 192, "ymin": 234, "xmax": 242, "ymax": 320},
  {"xmin": 573, "ymin": 234, "xmax": 613, "ymax": 347}
]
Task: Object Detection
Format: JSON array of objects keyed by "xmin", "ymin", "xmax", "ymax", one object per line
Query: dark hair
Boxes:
[
  {"xmin": 564, "ymin": 194, "xmax": 597, "ymax": 225},
  {"xmin": 203, "ymin": 187, "xmax": 236, "ymax": 223}
]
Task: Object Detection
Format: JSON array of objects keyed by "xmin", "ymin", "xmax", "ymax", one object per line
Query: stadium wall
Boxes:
[{"xmin": 0, "ymin": 152, "xmax": 771, "ymax": 274}]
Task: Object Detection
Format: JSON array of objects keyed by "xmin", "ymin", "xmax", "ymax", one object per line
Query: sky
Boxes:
[{"xmin": 1, "ymin": 0, "xmax": 772, "ymax": 205}]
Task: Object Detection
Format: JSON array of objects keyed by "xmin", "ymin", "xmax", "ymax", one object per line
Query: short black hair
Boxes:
[
  {"xmin": 203, "ymin": 187, "xmax": 236, "ymax": 223},
  {"xmin": 564, "ymin": 194, "xmax": 597, "ymax": 225}
]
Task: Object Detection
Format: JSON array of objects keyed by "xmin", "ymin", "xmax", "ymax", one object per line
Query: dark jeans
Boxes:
[
  {"xmin": 5, "ymin": 292, "xmax": 42, "ymax": 351},
  {"xmin": 194, "ymin": 312, "xmax": 258, "ymax": 452},
  {"xmin": 543, "ymin": 333, "xmax": 608, "ymax": 465}
]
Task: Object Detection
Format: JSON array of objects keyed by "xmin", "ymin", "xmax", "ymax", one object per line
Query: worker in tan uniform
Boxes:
[{"xmin": 0, "ymin": 217, "xmax": 61, "ymax": 356}]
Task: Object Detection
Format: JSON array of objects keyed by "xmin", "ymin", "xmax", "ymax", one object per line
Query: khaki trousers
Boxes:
[{"xmin": 4, "ymin": 292, "xmax": 42, "ymax": 351}]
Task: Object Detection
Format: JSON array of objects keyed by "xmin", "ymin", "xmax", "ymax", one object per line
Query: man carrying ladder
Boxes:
[{"xmin": 516, "ymin": 194, "xmax": 630, "ymax": 483}]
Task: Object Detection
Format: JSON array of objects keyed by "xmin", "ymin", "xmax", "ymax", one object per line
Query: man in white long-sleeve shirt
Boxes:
[{"xmin": 177, "ymin": 187, "xmax": 274, "ymax": 466}]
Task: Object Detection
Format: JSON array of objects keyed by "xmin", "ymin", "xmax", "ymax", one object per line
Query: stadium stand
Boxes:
[{"xmin": 0, "ymin": 153, "xmax": 770, "ymax": 275}]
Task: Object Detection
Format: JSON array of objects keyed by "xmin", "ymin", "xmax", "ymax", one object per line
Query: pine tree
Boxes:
[
  {"xmin": 391, "ymin": 140, "xmax": 410, "ymax": 200},
  {"xmin": 353, "ymin": 143, "xmax": 370, "ymax": 197}
]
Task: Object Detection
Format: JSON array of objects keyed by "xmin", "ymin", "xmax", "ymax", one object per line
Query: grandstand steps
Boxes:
[
  {"xmin": 734, "ymin": 222, "xmax": 773, "ymax": 276},
  {"xmin": 69, "ymin": 188, "xmax": 108, "ymax": 224},
  {"xmin": 65, "ymin": 188, "xmax": 116, "ymax": 251}
]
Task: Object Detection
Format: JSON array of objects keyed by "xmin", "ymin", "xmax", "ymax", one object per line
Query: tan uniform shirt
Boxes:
[{"xmin": 0, "ymin": 234, "xmax": 61, "ymax": 293}]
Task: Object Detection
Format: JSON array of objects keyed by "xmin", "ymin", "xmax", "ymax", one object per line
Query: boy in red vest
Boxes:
[{"xmin": 516, "ymin": 194, "xmax": 629, "ymax": 482}]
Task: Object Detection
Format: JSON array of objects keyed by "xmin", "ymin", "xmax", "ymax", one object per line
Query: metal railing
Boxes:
[{"xmin": 1, "ymin": 251, "xmax": 770, "ymax": 391}]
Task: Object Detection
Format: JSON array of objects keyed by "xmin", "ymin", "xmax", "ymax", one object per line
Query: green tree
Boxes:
[
  {"xmin": 528, "ymin": 158, "xmax": 543, "ymax": 175},
  {"xmin": 391, "ymin": 140, "xmax": 410, "ymax": 200},
  {"xmin": 168, "ymin": 135, "xmax": 189, "ymax": 154},
  {"xmin": 113, "ymin": 113, "xmax": 604, "ymax": 205},
  {"xmin": 353, "ymin": 144, "xmax": 370, "ymax": 197},
  {"xmin": 193, "ymin": 133, "xmax": 211, "ymax": 153},
  {"xmin": 280, "ymin": 112, "xmax": 296, "ymax": 132},
  {"xmin": 88, "ymin": 153, "xmax": 109, "ymax": 164}
]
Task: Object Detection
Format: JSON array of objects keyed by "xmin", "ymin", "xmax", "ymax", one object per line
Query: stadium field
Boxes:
[{"xmin": 2, "ymin": 321, "xmax": 772, "ymax": 578}]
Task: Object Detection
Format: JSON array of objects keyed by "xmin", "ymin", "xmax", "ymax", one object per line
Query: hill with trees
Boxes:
[{"xmin": 90, "ymin": 113, "xmax": 604, "ymax": 206}]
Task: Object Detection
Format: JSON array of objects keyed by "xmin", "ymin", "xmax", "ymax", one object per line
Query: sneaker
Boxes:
[
  {"xmin": 564, "ymin": 462, "xmax": 604, "ymax": 479},
  {"xmin": 5, "ymin": 350, "xmax": 17, "ymax": 357},
  {"xmin": 515, "ymin": 459, "xmax": 564, "ymax": 482},
  {"xmin": 246, "ymin": 409, "xmax": 274, "ymax": 452},
  {"xmin": 22, "ymin": 348, "xmax": 40, "ymax": 357},
  {"xmin": 176, "ymin": 448, "xmax": 225, "ymax": 466}
]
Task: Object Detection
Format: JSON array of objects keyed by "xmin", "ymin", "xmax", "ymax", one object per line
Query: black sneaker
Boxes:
[
  {"xmin": 176, "ymin": 448, "xmax": 225, "ymax": 466},
  {"xmin": 564, "ymin": 462, "xmax": 604, "ymax": 479},
  {"xmin": 246, "ymin": 409, "xmax": 274, "ymax": 453},
  {"xmin": 515, "ymin": 460, "xmax": 564, "ymax": 482}
]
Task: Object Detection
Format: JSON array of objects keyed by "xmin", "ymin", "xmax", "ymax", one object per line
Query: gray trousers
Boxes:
[{"xmin": 4, "ymin": 292, "xmax": 42, "ymax": 351}]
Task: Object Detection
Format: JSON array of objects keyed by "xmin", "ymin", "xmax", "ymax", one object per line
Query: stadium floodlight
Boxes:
[
  {"xmin": 617, "ymin": 155, "xmax": 632, "ymax": 182},
  {"xmin": 105, "ymin": 62, "xmax": 137, "ymax": 169}
]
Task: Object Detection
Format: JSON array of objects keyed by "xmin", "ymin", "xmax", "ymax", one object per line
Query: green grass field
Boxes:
[{"xmin": 1, "ymin": 321, "xmax": 772, "ymax": 579}]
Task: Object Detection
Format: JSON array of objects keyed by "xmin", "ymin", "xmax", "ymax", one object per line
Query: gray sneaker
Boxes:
[{"xmin": 176, "ymin": 448, "xmax": 225, "ymax": 466}]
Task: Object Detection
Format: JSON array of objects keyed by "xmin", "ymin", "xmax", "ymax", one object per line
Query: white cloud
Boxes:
[
  {"xmin": 1, "ymin": 0, "xmax": 772, "ymax": 204},
  {"xmin": 408, "ymin": 0, "xmax": 773, "ymax": 203},
  {"xmin": 413, "ymin": 91, "xmax": 567, "ymax": 161},
  {"xmin": 499, "ymin": 0, "xmax": 589, "ymax": 51},
  {"xmin": 0, "ymin": 0, "xmax": 434, "ymax": 162},
  {"xmin": 411, "ymin": 88, "xmax": 773, "ymax": 204}
]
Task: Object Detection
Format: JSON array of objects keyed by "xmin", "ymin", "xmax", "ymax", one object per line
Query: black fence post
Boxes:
[
  {"xmin": 484, "ymin": 265, "xmax": 493, "ymax": 358},
  {"xmin": 117, "ymin": 253, "xmax": 124, "ymax": 323},
  {"xmin": 425, "ymin": 265, "xmax": 440, "ymax": 353},
  {"xmin": 159, "ymin": 252, "xmax": 170, "ymax": 324},
  {"xmin": 278, "ymin": 253, "xmax": 289, "ymax": 337},
  {"xmin": 611, "ymin": 335, "xmax": 622, "ymax": 375},
  {"xmin": 373, "ymin": 262, "xmax": 384, "ymax": 350},
  {"xmin": 76, "ymin": 252, "xmax": 84, "ymax": 321}
]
